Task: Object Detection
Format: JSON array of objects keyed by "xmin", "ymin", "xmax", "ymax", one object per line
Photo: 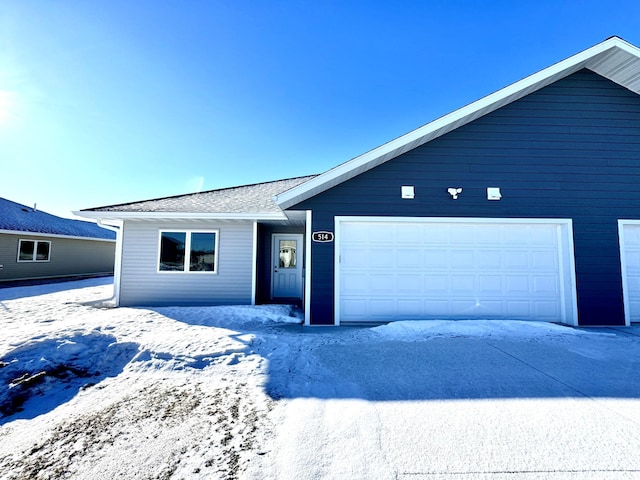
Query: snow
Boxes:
[{"xmin": 1, "ymin": 278, "xmax": 640, "ymax": 479}]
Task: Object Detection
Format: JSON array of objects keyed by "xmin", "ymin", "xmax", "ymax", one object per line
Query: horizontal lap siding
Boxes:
[
  {"xmin": 293, "ymin": 70, "xmax": 640, "ymax": 326},
  {"xmin": 0, "ymin": 234, "xmax": 115, "ymax": 282},
  {"xmin": 119, "ymin": 221, "xmax": 253, "ymax": 306}
]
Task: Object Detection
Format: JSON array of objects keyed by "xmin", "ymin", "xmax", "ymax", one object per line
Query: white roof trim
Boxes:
[
  {"xmin": 276, "ymin": 36, "xmax": 640, "ymax": 209},
  {"xmin": 74, "ymin": 211, "xmax": 289, "ymax": 221}
]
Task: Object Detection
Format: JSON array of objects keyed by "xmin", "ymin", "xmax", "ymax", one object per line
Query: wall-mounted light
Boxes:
[
  {"xmin": 447, "ymin": 187, "xmax": 463, "ymax": 200},
  {"xmin": 401, "ymin": 186, "xmax": 415, "ymax": 199},
  {"xmin": 487, "ymin": 187, "xmax": 502, "ymax": 201}
]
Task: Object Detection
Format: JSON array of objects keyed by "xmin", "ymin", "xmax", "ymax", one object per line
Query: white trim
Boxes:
[
  {"xmin": 0, "ymin": 229, "xmax": 115, "ymax": 242},
  {"xmin": 334, "ymin": 218, "xmax": 342, "ymax": 326},
  {"xmin": 251, "ymin": 221, "xmax": 258, "ymax": 305},
  {"xmin": 76, "ymin": 211, "xmax": 288, "ymax": 221},
  {"xmin": 304, "ymin": 210, "xmax": 312, "ymax": 326},
  {"xmin": 157, "ymin": 229, "xmax": 220, "ymax": 274},
  {"xmin": 276, "ymin": 37, "xmax": 640, "ymax": 210},
  {"xmin": 111, "ymin": 220, "xmax": 124, "ymax": 307},
  {"xmin": 334, "ymin": 216, "xmax": 576, "ymax": 225},
  {"xmin": 334, "ymin": 216, "xmax": 578, "ymax": 326},
  {"xmin": 617, "ymin": 219, "xmax": 640, "ymax": 326}
]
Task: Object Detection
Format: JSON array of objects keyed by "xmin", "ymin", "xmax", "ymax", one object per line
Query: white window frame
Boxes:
[
  {"xmin": 17, "ymin": 239, "xmax": 51, "ymax": 263},
  {"xmin": 157, "ymin": 229, "xmax": 219, "ymax": 274}
]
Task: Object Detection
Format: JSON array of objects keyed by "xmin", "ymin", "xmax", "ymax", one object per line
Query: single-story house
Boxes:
[
  {"xmin": 79, "ymin": 36, "xmax": 640, "ymax": 327},
  {"xmin": 0, "ymin": 198, "xmax": 116, "ymax": 283}
]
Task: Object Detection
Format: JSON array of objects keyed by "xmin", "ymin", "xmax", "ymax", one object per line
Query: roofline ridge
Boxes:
[{"xmin": 81, "ymin": 174, "xmax": 320, "ymax": 212}]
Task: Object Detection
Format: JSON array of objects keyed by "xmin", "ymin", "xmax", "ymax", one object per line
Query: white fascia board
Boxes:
[
  {"xmin": 73, "ymin": 211, "xmax": 288, "ymax": 221},
  {"xmin": 276, "ymin": 37, "xmax": 639, "ymax": 210},
  {"xmin": 0, "ymin": 229, "xmax": 116, "ymax": 242}
]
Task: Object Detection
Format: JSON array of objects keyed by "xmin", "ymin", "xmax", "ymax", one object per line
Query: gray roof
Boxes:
[
  {"xmin": 82, "ymin": 175, "xmax": 317, "ymax": 214},
  {"xmin": 0, "ymin": 198, "xmax": 116, "ymax": 240}
]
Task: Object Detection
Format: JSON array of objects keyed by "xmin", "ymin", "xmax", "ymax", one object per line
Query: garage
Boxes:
[
  {"xmin": 335, "ymin": 217, "xmax": 578, "ymax": 325},
  {"xmin": 619, "ymin": 220, "xmax": 640, "ymax": 325}
]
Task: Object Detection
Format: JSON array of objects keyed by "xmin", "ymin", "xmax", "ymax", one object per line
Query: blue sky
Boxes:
[{"xmin": 1, "ymin": 1, "xmax": 639, "ymax": 218}]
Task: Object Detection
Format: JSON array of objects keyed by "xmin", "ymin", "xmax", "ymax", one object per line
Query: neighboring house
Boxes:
[
  {"xmin": 80, "ymin": 36, "xmax": 640, "ymax": 327},
  {"xmin": 0, "ymin": 198, "xmax": 116, "ymax": 283}
]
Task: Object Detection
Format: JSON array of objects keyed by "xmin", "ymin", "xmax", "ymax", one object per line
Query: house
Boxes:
[
  {"xmin": 0, "ymin": 198, "xmax": 116, "ymax": 283},
  {"xmin": 80, "ymin": 36, "xmax": 640, "ymax": 327}
]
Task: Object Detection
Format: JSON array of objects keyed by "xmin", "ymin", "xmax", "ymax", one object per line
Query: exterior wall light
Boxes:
[
  {"xmin": 401, "ymin": 186, "xmax": 415, "ymax": 199},
  {"xmin": 487, "ymin": 187, "xmax": 502, "ymax": 200},
  {"xmin": 447, "ymin": 187, "xmax": 463, "ymax": 200}
]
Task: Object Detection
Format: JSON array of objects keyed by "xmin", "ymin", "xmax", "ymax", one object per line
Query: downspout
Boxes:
[{"xmin": 97, "ymin": 218, "xmax": 123, "ymax": 307}]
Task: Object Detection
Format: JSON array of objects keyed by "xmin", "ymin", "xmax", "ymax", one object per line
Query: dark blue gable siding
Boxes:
[{"xmin": 292, "ymin": 69, "xmax": 640, "ymax": 326}]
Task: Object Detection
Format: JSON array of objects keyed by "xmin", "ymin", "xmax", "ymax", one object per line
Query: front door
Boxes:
[{"xmin": 271, "ymin": 234, "xmax": 303, "ymax": 299}]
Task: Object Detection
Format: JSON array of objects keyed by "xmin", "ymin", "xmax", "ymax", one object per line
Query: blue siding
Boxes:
[{"xmin": 293, "ymin": 70, "xmax": 640, "ymax": 326}]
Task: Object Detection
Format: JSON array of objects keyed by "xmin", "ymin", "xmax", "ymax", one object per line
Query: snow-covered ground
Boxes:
[{"xmin": 1, "ymin": 278, "xmax": 639, "ymax": 479}]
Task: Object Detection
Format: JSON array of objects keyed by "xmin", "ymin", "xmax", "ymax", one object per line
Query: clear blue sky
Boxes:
[{"xmin": 1, "ymin": 1, "xmax": 639, "ymax": 218}]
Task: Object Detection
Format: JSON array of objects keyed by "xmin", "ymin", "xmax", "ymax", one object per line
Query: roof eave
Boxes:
[
  {"xmin": 275, "ymin": 36, "xmax": 640, "ymax": 210},
  {"xmin": 0, "ymin": 229, "xmax": 116, "ymax": 242}
]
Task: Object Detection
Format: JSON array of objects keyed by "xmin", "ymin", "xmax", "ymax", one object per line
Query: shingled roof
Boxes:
[
  {"xmin": 82, "ymin": 175, "xmax": 317, "ymax": 216},
  {"xmin": 0, "ymin": 198, "xmax": 116, "ymax": 240}
]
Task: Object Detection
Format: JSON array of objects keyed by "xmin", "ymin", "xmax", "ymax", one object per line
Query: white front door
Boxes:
[{"xmin": 272, "ymin": 234, "xmax": 303, "ymax": 299}]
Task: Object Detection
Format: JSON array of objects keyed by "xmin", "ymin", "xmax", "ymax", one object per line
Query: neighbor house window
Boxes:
[
  {"xmin": 18, "ymin": 240, "xmax": 51, "ymax": 262},
  {"xmin": 158, "ymin": 230, "xmax": 218, "ymax": 273}
]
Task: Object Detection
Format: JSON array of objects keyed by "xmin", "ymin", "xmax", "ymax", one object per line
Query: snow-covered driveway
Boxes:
[{"xmin": 1, "ymin": 279, "xmax": 639, "ymax": 479}]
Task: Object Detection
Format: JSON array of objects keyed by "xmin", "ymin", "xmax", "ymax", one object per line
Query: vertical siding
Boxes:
[
  {"xmin": 293, "ymin": 70, "xmax": 640, "ymax": 326},
  {"xmin": 0, "ymin": 233, "xmax": 115, "ymax": 282},
  {"xmin": 119, "ymin": 220, "xmax": 254, "ymax": 306}
]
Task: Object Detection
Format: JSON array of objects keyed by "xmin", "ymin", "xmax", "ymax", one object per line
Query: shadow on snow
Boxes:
[
  {"xmin": 0, "ymin": 331, "xmax": 138, "ymax": 424},
  {"xmin": 149, "ymin": 308, "xmax": 640, "ymax": 402}
]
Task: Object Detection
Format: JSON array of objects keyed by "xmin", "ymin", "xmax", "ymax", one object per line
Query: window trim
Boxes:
[
  {"xmin": 157, "ymin": 229, "xmax": 219, "ymax": 274},
  {"xmin": 17, "ymin": 239, "xmax": 51, "ymax": 263}
]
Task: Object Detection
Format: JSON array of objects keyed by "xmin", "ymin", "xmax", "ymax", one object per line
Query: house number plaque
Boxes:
[{"xmin": 312, "ymin": 231, "xmax": 334, "ymax": 243}]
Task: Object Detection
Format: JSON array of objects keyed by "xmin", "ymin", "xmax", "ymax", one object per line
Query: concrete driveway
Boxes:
[{"xmin": 248, "ymin": 323, "xmax": 640, "ymax": 480}]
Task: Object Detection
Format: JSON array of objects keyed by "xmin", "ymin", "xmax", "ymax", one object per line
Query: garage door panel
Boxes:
[
  {"xmin": 620, "ymin": 222, "xmax": 640, "ymax": 323},
  {"xmin": 506, "ymin": 301, "xmax": 531, "ymax": 317},
  {"xmin": 424, "ymin": 275, "xmax": 449, "ymax": 292},
  {"xmin": 535, "ymin": 301, "xmax": 560, "ymax": 319},
  {"xmin": 397, "ymin": 249, "xmax": 423, "ymax": 267},
  {"xmin": 533, "ymin": 276, "xmax": 559, "ymax": 294},
  {"xmin": 451, "ymin": 251, "xmax": 475, "ymax": 267},
  {"xmin": 424, "ymin": 249, "xmax": 450, "ymax": 268},
  {"xmin": 338, "ymin": 219, "xmax": 575, "ymax": 324},
  {"xmin": 478, "ymin": 275, "xmax": 502, "ymax": 294},
  {"xmin": 505, "ymin": 251, "xmax": 531, "ymax": 268},
  {"xmin": 533, "ymin": 250, "xmax": 558, "ymax": 269},
  {"xmin": 478, "ymin": 251, "xmax": 502, "ymax": 268}
]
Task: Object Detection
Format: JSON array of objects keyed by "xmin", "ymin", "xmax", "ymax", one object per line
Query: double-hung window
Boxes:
[
  {"xmin": 18, "ymin": 239, "xmax": 51, "ymax": 262},
  {"xmin": 158, "ymin": 230, "xmax": 218, "ymax": 273}
]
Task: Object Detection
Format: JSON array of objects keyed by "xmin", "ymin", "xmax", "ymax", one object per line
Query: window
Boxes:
[
  {"xmin": 158, "ymin": 230, "xmax": 218, "ymax": 273},
  {"xmin": 18, "ymin": 239, "xmax": 51, "ymax": 262}
]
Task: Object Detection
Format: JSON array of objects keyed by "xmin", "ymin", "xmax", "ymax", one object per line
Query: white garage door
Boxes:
[
  {"xmin": 336, "ymin": 218, "xmax": 577, "ymax": 325},
  {"xmin": 619, "ymin": 221, "xmax": 640, "ymax": 325}
]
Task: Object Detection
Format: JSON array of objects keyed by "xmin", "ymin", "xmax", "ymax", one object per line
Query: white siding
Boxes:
[{"xmin": 119, "ymin": 220, "xmax": 253, "ymax": 306}]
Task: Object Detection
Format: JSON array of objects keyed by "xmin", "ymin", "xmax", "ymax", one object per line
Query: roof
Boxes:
[
  {"xmin": 0, "ymin": 198, "xmax": 116, "ymax": 240},
  {"xmin": 275, "ymin": 36, "xmax": 640, "ymax": 209},
  {"xmin": 80, "ymin": 175, "xmax": 317, "ymax": 219}
]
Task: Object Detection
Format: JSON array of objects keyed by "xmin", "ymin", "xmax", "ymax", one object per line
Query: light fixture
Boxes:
[
  {"xmin": 401, "ymin": 186, "xmax": 415, "ymax": 199},
  {"xmin": 487, "ymin": 187, "xmax": 502, "ymax": 200},
  {"xmin": 447, "ymin": 187, "xmax": 462, "ymax": 200}
]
